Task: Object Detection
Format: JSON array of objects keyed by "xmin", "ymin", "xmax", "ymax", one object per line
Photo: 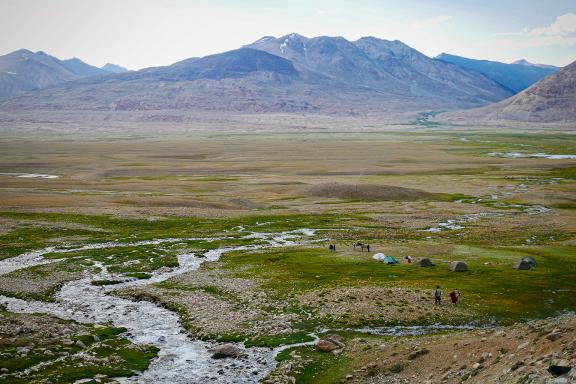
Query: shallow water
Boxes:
[
  {"xmin": 0, "ymin": 229, "xmax": 321, "ymax": 383},
  {"xmin": 488, "ymin": 152, "xmax": 576, "ymax": 160},
  {"xmin": 0, "ymin": 172, "xmax": 59, "ymax": 179},
  {"xmin": 328, "ymin": 323, "xmax": 487, "ymax": 337}
]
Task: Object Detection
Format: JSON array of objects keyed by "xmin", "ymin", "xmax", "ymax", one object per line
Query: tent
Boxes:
[
  {"xmin": 514, "ymin": 260, "xmax": 531, "ymax": 270},
  {"xmin": 383, "ymin": 256, "xmax": 399, "ymax": 265},
  {"xmin": 521, "ymin": 256, "xmax": 537, "ymax": 268},
  {"xmin": 449, "ymin": 261, "xmax": 468, "ymax": 272},
  {"xmin": 373, "ymin": 253, "xmax": 399, "ymax": 264},
  {"xmin": 414, "ymin": 257, "xmax": 435, "ymax": 267}
]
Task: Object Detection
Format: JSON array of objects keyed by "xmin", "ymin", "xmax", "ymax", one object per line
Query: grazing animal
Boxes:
[
  {"xmin": 353, "ymin": 242, "xmax": 370, "ymax": 252},
  {"xmin": 328, "ymin": 244, "xmax": 337, "ymax": 252}
]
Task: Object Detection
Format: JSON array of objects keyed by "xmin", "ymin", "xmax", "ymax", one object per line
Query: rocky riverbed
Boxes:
[{"xmin": 0, "ymin": 229, "xmax": 324, "ymax": 383}]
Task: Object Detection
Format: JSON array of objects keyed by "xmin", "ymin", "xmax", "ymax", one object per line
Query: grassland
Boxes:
[
  {"xmin": 0, "ymin": 122, "xmax": 574, "ymax": 383},
  {"xmin": 0, "ymin": 309, "xmax": 158, "ymax": 383}
]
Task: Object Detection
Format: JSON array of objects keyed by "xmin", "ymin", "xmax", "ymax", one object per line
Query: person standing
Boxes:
[
  {"xmin": 434, "ymin": 286, "xmax": 442, "ymax": 305},
  {"xmin": 450, "ymin": 289, "xmax": 460, "ymax": 305}
]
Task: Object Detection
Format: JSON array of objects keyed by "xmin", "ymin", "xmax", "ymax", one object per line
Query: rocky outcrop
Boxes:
[{"xmin": 209, "ymin": 344, "xmax": 247, "ymax": 359}]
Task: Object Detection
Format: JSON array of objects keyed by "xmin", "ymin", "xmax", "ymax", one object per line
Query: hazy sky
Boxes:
[{"xmin": 1, "ymin": 0, "xmax": 575, "ymax": 69}]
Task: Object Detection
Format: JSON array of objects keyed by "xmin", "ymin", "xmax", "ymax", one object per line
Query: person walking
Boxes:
[
  {"xmin": 450, "ymin": 289, "xmax": 460, "ymax": 305},
  {"xmin": 434, "ymin": 285, "xmax": 442, "ymax": 305}
]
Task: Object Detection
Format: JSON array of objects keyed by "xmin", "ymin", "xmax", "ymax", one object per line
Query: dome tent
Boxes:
[
  {"xmin": 449, "ymin": 261, "xmax": 468, "ymax": 272},
  {"xmin": 521, "ymin": 256, "xmax": 537, "ymax": 268},
  {"xmin": 414, "ymin": 257, "xmax": 435, "ymax": 267},
  {"xmin": 372, "ymin": 253, "xmax": 399, "ymax": 264},
  {"xmin": 383, "ymin": 255, "xmax": 399, "ymax": 265},
  {"xmin": 514, "ymin": 260, "xmax": 532, "ymax": 270}
]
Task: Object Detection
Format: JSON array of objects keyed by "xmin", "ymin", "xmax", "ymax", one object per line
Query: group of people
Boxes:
[{"xmin": 434, "ymin": 286, "xmax": 460, "ymax": 305}]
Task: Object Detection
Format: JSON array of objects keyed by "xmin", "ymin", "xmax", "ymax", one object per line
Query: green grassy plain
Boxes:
[{"xmin": 0, "ymin": 126, "xmax": 575, "ymax": 383}]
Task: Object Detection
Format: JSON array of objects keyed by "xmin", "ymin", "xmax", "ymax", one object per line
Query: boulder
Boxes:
[
  {"xmin": 408, "ymin": 348, "xmax": 429, "ymax": 359},
  {"xmin": 414, "ymin": 258, "xmax": 435, "ymax": 267},
  {"xmin": 513, "ymin": 260, "xmax": 531, "ymax": 270},
  {"xmin": 315, "ymin": 339, "xmax": 338, "ymax": 352},
  {"xmin": 548, "ymin": 360, "xmax": 572, "ymax": 377},
  {"xmin": 547, "ymin": 330, "xmax": 564, "ymax": 341},
  {"xmin": 324, "ymin": 334, "xmax": 345, "ymax": 347},
  {"xmin": 449, "ymin": 261, "xmax": 468, "ymax": 272},
  {"xmin": 521, "ymin": 256, "xmax": 537, "ymax": 267},
  {"xmin": 209, "ymin": 344, "xmax": 247, "ymax": 359},
  {"xmin": 315, "ymin": 334, "xmax": 345, "ymax": 352}
]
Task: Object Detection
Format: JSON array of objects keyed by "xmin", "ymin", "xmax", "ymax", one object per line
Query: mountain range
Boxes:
[
  {"xmin": 0, "ymin": 34, "xmax": 570, "ymax": 121},
  {"xmin": 0, "ymin": 49, "xmax": 127, "ymax": 100},
  {"xmin": 436, "ymin": 53, "xmax": 559, "ymax": 93}
]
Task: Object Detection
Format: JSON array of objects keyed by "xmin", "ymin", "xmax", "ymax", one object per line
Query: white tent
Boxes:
[{"xmin": 372, "ymin": 253, "xmax": 386, "ymax": 261}]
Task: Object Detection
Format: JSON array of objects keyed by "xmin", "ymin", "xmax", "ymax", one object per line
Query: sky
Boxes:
[{"xmin": 0, "ymin": 0, "xmax": 575, "ymax": 70}]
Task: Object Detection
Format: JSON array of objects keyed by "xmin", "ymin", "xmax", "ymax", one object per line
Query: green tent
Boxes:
[{"xmin": 383, "ymin": 255, "xmax": 398, "ymax": 265}]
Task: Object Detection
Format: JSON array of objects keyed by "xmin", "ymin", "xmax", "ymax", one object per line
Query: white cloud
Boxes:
[
  {"xmin": 490, "ymin": 12, "xmax": 576, "ymax": 53},
  {"xmin": 529, "ymin": 12, "xmax": 576, "ymax": 37},
  {"xmin": 410, "ymin": 15, "xmax": 452, "ymax": 29}
]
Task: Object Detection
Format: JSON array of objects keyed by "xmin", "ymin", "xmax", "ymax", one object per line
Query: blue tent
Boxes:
[{"xmin": 383, "ymin": 255, "xmax": 399, "ymax": 265}]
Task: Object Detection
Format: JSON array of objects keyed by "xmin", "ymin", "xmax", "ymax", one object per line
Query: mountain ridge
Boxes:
[
  {"xmin": 1, "ymin": 36, "xmax": 549, "ymax": 115},
  {"xmin": 0, "ymin": 49, "xmax": 108, "ymax": 100},
  {"xmin": 436, "ymin": 53, "xmax": 559, "ymax": 93}
]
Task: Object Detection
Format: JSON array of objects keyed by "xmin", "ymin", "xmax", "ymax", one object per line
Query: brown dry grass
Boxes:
[{"xmin": 304, "ymin": 183, "xmax": 430, "ymax": 201}]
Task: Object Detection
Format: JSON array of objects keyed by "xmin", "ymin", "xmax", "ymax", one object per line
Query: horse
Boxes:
[{"xmin": 353, "ymin": 242, "xmax": 370, "ymax": 252}]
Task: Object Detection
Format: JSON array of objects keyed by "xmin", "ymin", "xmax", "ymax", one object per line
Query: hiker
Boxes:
[
  {"xmin": 450, "ymin": 289, "xmax": 460, "ymax": 305},
  {"xmin": 434, "ymin": 286, "xmax": 442, "ymax": 305},
  {"xmin": 367, "ymin": 244, "xmax": 370, "ymax": 252}
]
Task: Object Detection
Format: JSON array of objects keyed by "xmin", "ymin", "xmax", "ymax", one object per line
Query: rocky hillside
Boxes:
[
  {"xmin": 441, "ymin": 60, "xmax": 576, "ymax": 123},
  {"xmin": 267, "ymin": 314, "xmax": 576, "ymax": 384},
  {"xmin": 247, "ymin": 34, "xmax": 512, "ymax": 104}
]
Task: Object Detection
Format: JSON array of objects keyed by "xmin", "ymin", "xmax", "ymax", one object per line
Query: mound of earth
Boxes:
[
  {"xmin": 0, "ymin": 262, "xmax": 84, "ymax": 300},
  {"xmin": 115, "ymin": 283, "xmax": 297, "ymax": 339},
  {"xmin": 305, "ymin": 183, "xmax": 430, "ymax": 201}
]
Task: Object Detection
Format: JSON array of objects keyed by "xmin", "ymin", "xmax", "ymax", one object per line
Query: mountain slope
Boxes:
[
  {"xmin": 62, "ymin": 58, "xmax": 106, "ymax": 77},
  {"xmin": 247, "ymin": 34, "xmax": 512, "ymax": 104},
  {"xmin": 0, "ymin": 49, "xmax": 106, "ymax": 100},
  {"xmin": 102, "ymin": 63, "xmax": 129, "ymax": 73},
  {"xmin": 436, "ymin": 53, "xmax": 559, "ymax": 93},
  {"xmin": 512, "ymin": 59, "xmax": 559, "ymax": 70},
  {"xmin": 441, "ymin": 60, "xmax": 576, "ymax": 122},
  {"xmin": 1, "ymin": 37, "xmax": 516, "ymax": 114}
]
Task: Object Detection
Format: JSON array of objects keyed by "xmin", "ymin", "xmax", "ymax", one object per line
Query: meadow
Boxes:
[{"xmin": 0, "ymin": 121, "xmax": 574, "ymax": 383}]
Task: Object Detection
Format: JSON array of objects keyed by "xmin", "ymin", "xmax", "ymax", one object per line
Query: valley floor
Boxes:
[{"xmin": 0, "ymin": 117, "xmax": 574, "ymax": 383}]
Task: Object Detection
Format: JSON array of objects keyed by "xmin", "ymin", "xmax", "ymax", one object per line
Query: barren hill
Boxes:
[{"xmin": 440, "ymin": 60, "xmax": 576, "ymax": 123}]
